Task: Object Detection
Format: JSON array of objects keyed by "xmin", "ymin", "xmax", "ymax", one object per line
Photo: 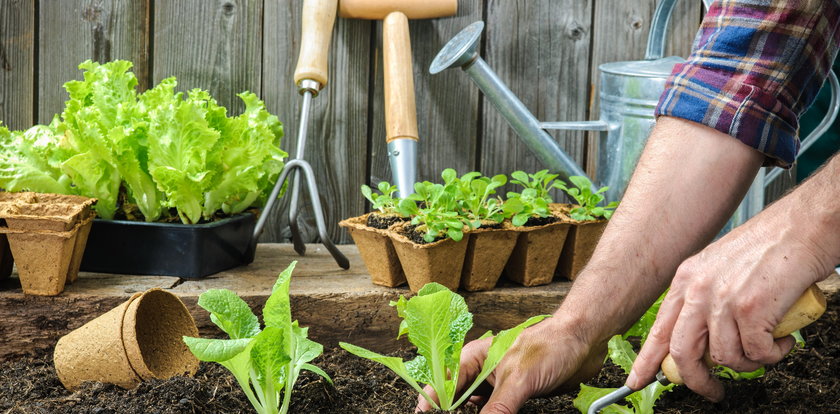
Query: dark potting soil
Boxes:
[
  {"xmin": 524, "ymin": 215, "xmax": 558, "ymax": 227},
  {"xmin": 2, "ymin": 294, "xmax": 840, "ymax": 413},
  {"xmin": 404, "ymin": 225, "xmax": 444, "ymax": 245},
  {"xmin": 366, "ymin": 213, "xmax": 408, "ymax": 230}
]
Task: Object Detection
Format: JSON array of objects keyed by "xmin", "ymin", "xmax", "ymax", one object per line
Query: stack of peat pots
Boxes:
[
  {"xmin": 342, "ymin": 204, "xmax": 608, "ymax": 292},
  {"xmin": 0, "ymin": 192, "xmax": 97, "ymax": 295}
]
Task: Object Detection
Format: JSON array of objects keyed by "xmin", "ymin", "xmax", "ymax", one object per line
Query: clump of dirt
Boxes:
[{"xmin": 1, "ymin": 295, "xmax": 839, "ymax": 413}]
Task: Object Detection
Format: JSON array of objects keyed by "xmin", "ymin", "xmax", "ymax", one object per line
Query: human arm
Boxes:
[
  {"xmin": 417, "ymin": 116, "xmax": 764, "ymax": 413},
  {"xmin": 627, "ymin": 151, "xmax": 840, "ymax": 401}
]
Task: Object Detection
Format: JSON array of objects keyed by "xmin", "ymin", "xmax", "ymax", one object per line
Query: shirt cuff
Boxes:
[{"xmin": 654, "ymin": 62, "xmax": 799, "ymax": 168}]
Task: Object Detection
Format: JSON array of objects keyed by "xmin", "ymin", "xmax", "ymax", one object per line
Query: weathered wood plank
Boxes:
[
  {"xmin": 0, "ymin": 244, "xmax": 577, "ymax": 359},
  {"xmin": 152, "ymin": 0, "xmax": 261, "ymax": 116},
  {"xmin": 369, "ymin": 1, "xmax": 482, "ymax": 186},
  {"xmin": 0, "ymin": 1, "xmax": 35, "ymax": 131},
  {"xmin": 259, "ymin": 1, "xmax": 371, "ymax": 244},
  {"xmin": 38, "ymin": 0, "xmax": 150, "ymax": 123},
  {"xmin": 481, "ymin": 0, "xmax": 592, "ymax": 201}
]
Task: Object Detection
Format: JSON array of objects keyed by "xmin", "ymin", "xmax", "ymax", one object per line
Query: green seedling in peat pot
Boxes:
[
  {"xmin": 340, "ymin": 283, "xmax": 549, "ymax": 411},
  {"xmin": 503, "ymin": 188, "xmax": 552, "ymax": 227},
  {"xmin": 361, "ymin": 181, "xmax": 401, "ymax": 216},
  {"xmin": 398, "ymin": 170, "xmax": 471, "ymax": 243},
  {"xmin": 183, "ymin": 261, "xmax": 331, "ymax": 414},
  {"xmin": 509, "ymin": 169, "xmax": 566, "ymax": 203},
  {"xmin": 560, "ymin": 176, "xmax": 618, "ymax": 221},
  {"xmin": 456, "ymin": 173, "xmax": 507, "ymax": 229}
]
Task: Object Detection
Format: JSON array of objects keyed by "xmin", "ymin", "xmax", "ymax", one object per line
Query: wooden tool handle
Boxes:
[
  {"xmin": 661, "ymin": 283, "xmax": 827, "ymax": 385},
  {"xmin": 294, "ymin": 0, "xmax": 338, "ymax": 87},
  {"xmin": 383, "ymin": 11, "xmax": 419, "ymax": 143}
]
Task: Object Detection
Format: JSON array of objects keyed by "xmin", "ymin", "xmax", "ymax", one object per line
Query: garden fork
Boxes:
[{"xmin": 252, "ymin": 0, "xmax": 349, "ymax": 270}]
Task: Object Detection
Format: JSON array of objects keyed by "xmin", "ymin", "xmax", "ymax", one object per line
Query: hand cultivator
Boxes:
[{"xmin": 253, "ymin": 0, "xmax": 349, "ymax": 270}]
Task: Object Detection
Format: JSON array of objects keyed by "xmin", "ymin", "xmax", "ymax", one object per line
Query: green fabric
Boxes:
[{"xmin": 797, "ymin": 58, "xmax": 840, "ymax": 182}]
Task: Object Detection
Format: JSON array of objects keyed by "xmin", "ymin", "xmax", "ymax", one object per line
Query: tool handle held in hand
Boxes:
[
  {"xmin": 383, "ymin": 11, "xmax": 419, "ymax": 143},
  {"xmin": 294, "ymin": 0, "xmax": 338, "ymax": 87},
  {"xmin": 660, "ymin": 283, "xmax": 827, "ymax": 385}
]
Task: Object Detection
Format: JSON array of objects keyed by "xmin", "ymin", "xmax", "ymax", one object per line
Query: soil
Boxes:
[
  {"xmin": 404, "ymin": 225, "xmax": 443, "ymax": 245},
  {"xmin": 524, "ymin": 215, "xmax": 558, "ymax": 227},
  {"xmin": 2, "ymin": 294, "xmax": 840, "ymax": 413},
  {"xmin": 366, "ymin": 213, "xmax": 408, "ymax": 230}
]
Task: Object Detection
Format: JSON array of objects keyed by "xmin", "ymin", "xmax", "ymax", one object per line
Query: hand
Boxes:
[
  {"xmin": 626, "ymin": 210, "xmax": 834, "ymax": 401},
  {"xmin": 415, "ymin": 319, "xmax": 606, "ymax": 413}
]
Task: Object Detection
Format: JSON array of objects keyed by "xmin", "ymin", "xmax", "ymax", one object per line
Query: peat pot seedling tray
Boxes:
[{"xmin": 79, "ymin": 212, "xmax": 257, "ymax": 278}]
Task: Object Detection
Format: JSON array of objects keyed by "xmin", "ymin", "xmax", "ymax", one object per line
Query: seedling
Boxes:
[
  {"xmin": 183, "ymin": 262, "xmax": 331, "ymax": 414},
  {"xmin": 503, "ymin": 188, "xmax": 552, "ymax": 226},
  {"xmin": 361, "ymin": 181, "xmax": 401, "ymax": 216},
  {"xmin": 340, "ymin": 283, "xmax": 549, "ymax": 411},
  {"xmin": 398, "ymin": 169, "xmax": 471, "ymax": 243},
  {"xmin": 509, "ymin": 169, "xmax": 565, "ymax": 203},
  {"xmin": 560, "ymin": 176, "xmax": 618, "ymax": 221},
  {"xmin": 457, "ymin": 173, "xmax": 507, "ymax": 229}
]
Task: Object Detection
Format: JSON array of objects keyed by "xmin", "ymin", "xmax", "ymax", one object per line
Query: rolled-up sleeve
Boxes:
[{"xmin": 655, "ymin": 0, "xmax": 840, "ymax": 167}]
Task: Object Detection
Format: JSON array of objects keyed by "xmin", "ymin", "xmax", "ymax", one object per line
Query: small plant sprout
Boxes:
[
  {"xmin": 360, "ymin": 181, "xmax": 401, "ymax": 216},
  {"xmin": 560, "ymin": 176, "xmax": 618, "ymax": 221},
  {"xmin": 509, "ymin": 169, "xmax": 566, "ymax": 203},
  {"xmin": 503, "ymin": 188, "xmax": 552, "ymax": 226},
  {"xmin": 397, "ymin": 169, "xmax": 471, "ymax": 243},
  {"xmin": 183, "ymin": 262, "xmax": 331, "ymax": 414},
  {"xmin": 340, "ymin": 283, "xmax": 549, "ymax": 411},
  {"xmin": 457, "ymin": 173, "xmax": 507, "ymax": 229}
]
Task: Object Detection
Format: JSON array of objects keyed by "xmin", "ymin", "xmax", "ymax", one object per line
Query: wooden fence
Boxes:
[{"xmin": 1, "ymin": 0, "xmax": 708, "ymax": 243}]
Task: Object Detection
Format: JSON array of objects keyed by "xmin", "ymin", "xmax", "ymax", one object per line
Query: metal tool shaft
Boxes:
[{"xmin": 288, "ymin": 87, "xmax": 315, "ymax": 255}]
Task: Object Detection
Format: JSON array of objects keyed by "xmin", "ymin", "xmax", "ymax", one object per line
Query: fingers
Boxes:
[
  {"xmin": 416, "ymin": 337, "xmax": 492, "ymax": 412},
  {"xmin": 626, "ymin": 293, "xmax": 683, "ymax": 389},
  {"xmin": 739, "ymin": 318, "xmax": 797, "ymax": 365},
  {"xmin": 416, "ymin": 385, "xmax": 437, "ymax": 412},
  {"xmin": 669, "ymin": 299, "xmax": 724, "ymax": 401},
  {"xmin": 480, "ymin": 376, "xmax": 531, "ymax": 414},
  {"xmin": 708, "ymin": 307, "xmax": 763, "ymax": 372}
]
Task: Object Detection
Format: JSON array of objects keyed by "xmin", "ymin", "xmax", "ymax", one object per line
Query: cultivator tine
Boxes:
[{"xmin": 288, "ymin": 172, "xmax": 307, "ymax": 256}]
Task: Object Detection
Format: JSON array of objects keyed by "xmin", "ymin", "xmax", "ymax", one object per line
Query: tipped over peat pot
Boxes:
[
  {"xmin": 80, "ymin": 212, "xmax": 257, "ymax": 278},
  {"xmin": 339, "ymin": 213, "xmax": 407, "ymax": 287}
]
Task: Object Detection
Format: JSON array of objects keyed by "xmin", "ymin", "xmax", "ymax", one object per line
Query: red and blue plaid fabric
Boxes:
[{"xmin": 655, "ymin": 0, "xmax": 840, "ymax": 167}]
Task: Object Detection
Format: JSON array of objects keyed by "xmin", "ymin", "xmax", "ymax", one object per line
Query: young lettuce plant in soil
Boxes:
[
  {"xmin": 0, "ymin": 60, "xmax": 286, "ymax": 223},
  {"xmin": 398, "ymin": 169, "xmax": 471, "ymax": 244},
  {"xmin": 573, "ymin": 292, "xmax": 774, "ymax": 414},
  {"xmin": 504, "ymin": 169, "xmax": 566, "ymax": 226},
  {"xmin": 182, "ymin": 261, "xmax": 331, "ymax": 414},
  {"xmin": 361, "ymin": 181, "xmax": 407, "ymax": 229},
  {"xmin": 456, "ymin": 172, "xmax": 507, "ymax": 229},
  {"xmin": 560, "ymin": 175, "xmax": 618, "ymax": 221},
  {"xmin": 340, "ymin": 282, "xmax": 549, "ymax": 411}
]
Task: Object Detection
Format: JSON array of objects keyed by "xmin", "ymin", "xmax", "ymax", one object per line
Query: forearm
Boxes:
[{"xmin": 556, "ymin": 116, "xmax": 763, "ymax": 345}]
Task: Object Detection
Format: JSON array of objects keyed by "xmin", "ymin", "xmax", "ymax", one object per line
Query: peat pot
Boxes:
[{"xmin": 80, "ymin": 212, "xmax": 257, "ymax": 278}]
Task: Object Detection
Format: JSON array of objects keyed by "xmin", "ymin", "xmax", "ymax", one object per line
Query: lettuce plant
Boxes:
[
  {"xmin": 340, "ymin": 283, "xmax": 548, "ymax": 411},
  {"xmin": 509, "ymin": 169, "xmax": 565, "ymax": 203},
  {"xmin": 560, "ymin": 176, "xmax": 618, "ymax": 221},
  {"xmin": 183, "ymin": 262, "xmax": 330, "ymax": 414},
  {"xmin": 398, "ymin": 169, "xmax": 471, "ymax": 243},
  {"xmin": 456, "ymin": 173, "xmax": 507, "ymax": 228},
  {"xmin": 503, "ymin": 188, "xmax": 552, "ymax": 226},
  {"xmin": 0, "ymin": 60, "xmax": 286, "ymax": 223},
  {"xmin": 361, "ymin": 181, "xmax": 401, "ymax": 216}
]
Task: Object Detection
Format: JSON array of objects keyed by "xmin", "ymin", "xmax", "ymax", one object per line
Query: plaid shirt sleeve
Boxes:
[{"xmin": 655, "ymin": 0, "xmax": 840, "ymax": 167}]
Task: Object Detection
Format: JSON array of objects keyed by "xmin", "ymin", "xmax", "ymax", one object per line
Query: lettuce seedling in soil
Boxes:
[
  {"xmin": 361, "ymin": 181, "xmax": 407, "ymax": 229},
  {"xmin": 505, "ymin": 170, "xmax": 567, "ymax": 226},
  {"xmin": 398, "ymin": 170, "xmax": 471, "ymax": 243},
  {"xmin": 456, "ymin": 173, "xmax": 507, "ymax": 229},
  {"xmin": 560, "ymin": 176, "xmax": 618, "ymax": 221},
  {"xmin": 340, "ymin": 283, "xmax": 549, "ymax": 411},
  {"xmin": 183, "ymin": 261, "xmax": 331, "ymax": 414}
]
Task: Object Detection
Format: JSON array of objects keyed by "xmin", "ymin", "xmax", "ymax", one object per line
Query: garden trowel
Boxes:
[{"xmin": 588, "ymin": 284, "xmax": 827, "ymax": 414}]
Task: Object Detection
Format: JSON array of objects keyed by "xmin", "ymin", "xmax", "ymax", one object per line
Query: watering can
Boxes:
[{"xmin": 430, "ymin": 0, "xmax": 839, "ymax": 229}]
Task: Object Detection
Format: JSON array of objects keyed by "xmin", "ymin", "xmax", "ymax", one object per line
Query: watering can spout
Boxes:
[{"xmin": 430, "ymin": 21, "xmax": 592, "ymax": 187}]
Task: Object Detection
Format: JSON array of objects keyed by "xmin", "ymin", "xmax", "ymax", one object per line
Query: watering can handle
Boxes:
[{"xmin": 645, "ymin": 0, "xmax": 712, "ymax": 60}]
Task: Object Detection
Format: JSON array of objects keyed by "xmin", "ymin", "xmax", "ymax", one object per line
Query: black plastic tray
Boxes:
[{"xmin": 80, "ymin": 213, "xmax": 257, "ymax": 278}]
